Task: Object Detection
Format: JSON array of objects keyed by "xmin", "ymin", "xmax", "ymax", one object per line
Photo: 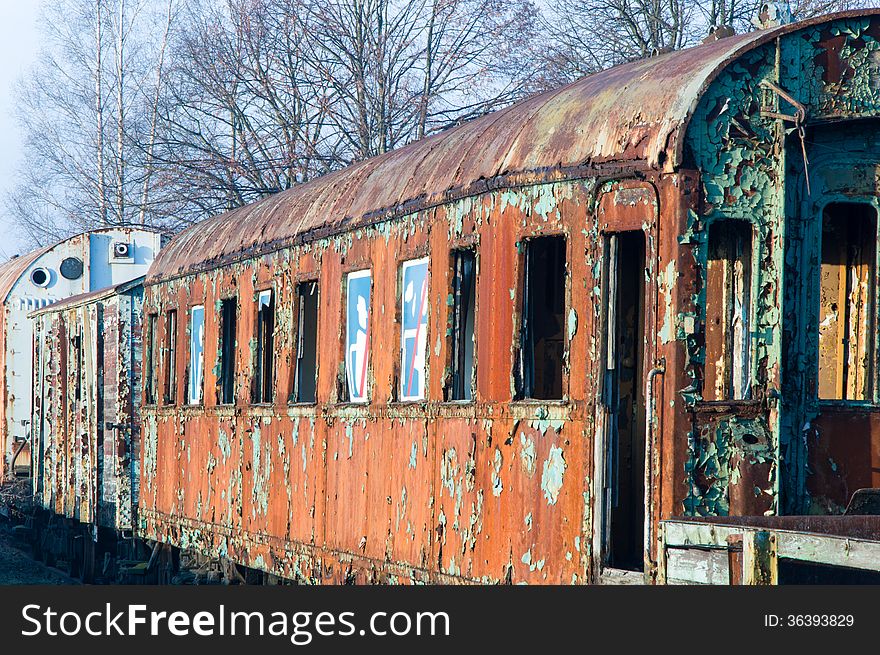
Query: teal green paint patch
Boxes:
[
  {"xmin": 409, "ymin": 440, "xmax": 418, "ymax": 469},
  {"xmin": 541, "ymin": 446, "xmax": 566, "ymax": 505},
  {"xmin": 567, "ymin": 308, "xmax": 578, "ymax": 341}
]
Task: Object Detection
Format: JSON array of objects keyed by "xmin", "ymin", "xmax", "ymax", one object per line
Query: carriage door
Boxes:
[{"xmin": 600, "ymin": 231, "xmax": 647, "ymax": 573}]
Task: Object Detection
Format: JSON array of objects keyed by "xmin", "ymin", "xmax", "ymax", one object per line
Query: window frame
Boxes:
[
  {"xmin": 291, "ymin": 279, "xmax": 320, "ymax": 405},
  {"xmin": 252, "ymin": 287, "xmax": 276, "ymax": 405},
  {"xmin": 163, "ymin": 309, "xmax": 178, "ymax": 406},
  {"xmin": 445, "ymin": 248, "xmax": 477, "ymax": 403},
  {"xmin": 702, "ymin": 218, "xmax": 755, "ymax": 403},
  {"xmin": 344, "ymin": 269, "xmax": 372, "ymax": 404},
  {"xmin": 186, "ymin": 304, "xmax": 206, "ymax": 406},
  {"xmin": 145, "ymin": 312, "xmax": 159, "ymax": 405},
  {"xmin": 816, "ymin": 199, "xmax": 879, "ymax": 404},
  {"xmin": 398, "ymin": 257, "xmax": 430, "ymax": 402},
  {"xmin": 218, "ymin": 296, "xmax": 238, "ymax": 406},
  {"xmin": 513, "ymin": 234, "xmax": 569, "ymax": 402}
]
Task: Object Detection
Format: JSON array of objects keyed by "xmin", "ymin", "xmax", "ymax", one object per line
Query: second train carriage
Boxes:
[
  {"xmin": 0, "ymin": 227, "xmax": 163, "ymax": 482},
  {"xmin": 28, "ymin": 278, "xmax": 147, "ymax": 580},
  {"xmin": 136, "ymin": 10, "xmax": 880, "ymax": 584}
]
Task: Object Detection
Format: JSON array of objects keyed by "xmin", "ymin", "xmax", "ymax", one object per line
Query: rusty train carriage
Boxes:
[
  {"xmin": 29, "ymin": 278, "xmax": 145, "ymax": 579},
  {"xmin": 139, "ymin": 11, "xmax": 880, "ymax": 584},
  {"xmin": 0, "ymin": 227, "xmax": 161, "ymax": 481}
]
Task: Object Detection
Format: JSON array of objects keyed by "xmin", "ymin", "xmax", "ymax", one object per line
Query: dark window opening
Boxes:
[
  {"xmin": 219, "ymin": 298, "xmax": 237, "ymax": 405},
  {"xmin": 704, "ymin": 220, "xmax": 753, "ymax": 401},
  {"xmin": 515, "ymin": 236, "xmax": 566, "ymax": 400},
  {"xmin": 294, "ymin": 282, "xmax": 319, "ymax": 403},
  {"xmin": 819, "ymin": 202, "xmax": 877, "ymax": 401},
  {"xmin": 447, "ymin": 249, "xmax": 476, "ymax": 401},
  {"xmin": 73, "ymin": 332, "xmax": 83, "ymax": 402},
  {"xmin": 145, "ymin": 313, "xmax": 158, "ymax": 404},
  {"xmin": 164, "ymin": 310, "xmax": 177, "ymax": 405},
  {"xmin": 602, "ymin": 231, "xmax": 646, "ymax": 572},
  {"xmin": 254, "ymin": 289, "xmax": 275, "ymax": 403}
]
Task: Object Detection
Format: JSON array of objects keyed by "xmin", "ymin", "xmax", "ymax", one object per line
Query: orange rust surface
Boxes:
[
  {"xmin": 808, "ymin": 410, "xmax": 880, "ymax": 514},
  {"xmin": 140, "ymin": 180, "xmax": 643, "ymax": 583}
]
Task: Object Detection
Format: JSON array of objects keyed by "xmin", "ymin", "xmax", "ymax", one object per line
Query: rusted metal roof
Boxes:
[
  {"xmin": 148, "ymin": 10, "xmax": 880, "ymax": 284},
  {"xmin": 28, "ymin": 276, "xmax": 145, "ymax": 317},
  {"xmin": 0, "ymin": 247, "xmax": 52, "ymax": 305}
]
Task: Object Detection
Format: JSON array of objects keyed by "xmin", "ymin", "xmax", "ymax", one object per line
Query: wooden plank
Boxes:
[
  {"xmin": 662, "ymin": 521, "xmax": 741, "ymax": 548},
  {"xmin": 777, "ymin": 532, "xmax": 880, "ymax": 572},
  {"xmin": 665, "ymin": 548, "xmax": 730, "ymax": 585},
  {"xmin": 597, "ymin": 568, "xmax": 647, "ymax": 585},
  {"xmin": 663, "ymin": 521, "xmax": 880, "ymax": 575}
]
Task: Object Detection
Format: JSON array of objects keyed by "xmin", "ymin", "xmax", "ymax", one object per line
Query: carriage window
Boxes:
[
  {"xmin": 145, "ymin": 313, "xmax": 159, "ymax": 404},
  {"xmin": 515, "ymin": 236, "xmax": 566, "ymax": 400},
  {"xmin": 447, "ymin": 249, "xmax": 476, "ymax": 401},
  {"xmin": 253, "ymin": 290, "xmax": 275, "ymax": 403},
  {"xmin": 219, "ymin": 298, "xmax": 237, "ymax": 405},
  {"xmin": 346, "ymin": 270, "xmax": 371, "ymax": 403},
  {"xmin": 704, "ymin": 220, "xmax": 753, "ymax": 401},
  {"xmin": 187, "ymin": 305, "xmax": 205, "ymax": 405},
  {"xmin": 818, "ymin": 203, "xmax": 877, "ymax": 401},
  {"xmin": 293, "ymin": 281, "xmax": 319, "ymax": 403},
  {"xmin": 164, "ymin": 310, "xmax": 177, "ymax": 404},
  {"xmin": 399, "ymin": 258, "xmax": 429, "ymax": 401}
]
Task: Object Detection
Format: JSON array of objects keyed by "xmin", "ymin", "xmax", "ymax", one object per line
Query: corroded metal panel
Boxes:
[
  {"xmin": 30, "ymin": 281, "xmax": 144, "ymax": 532},
  {"xmin": 140, "ymin": 179, "xmax": 609, "ymax": 583},
  {"xmin": 1, "ymin": 228, "xmax": 162, "ymax": 483},
  {"xmin": 681, "ymin": 14, "xmax": 880, "ymax": 520}
]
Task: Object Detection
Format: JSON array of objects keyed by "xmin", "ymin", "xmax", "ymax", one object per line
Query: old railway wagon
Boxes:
[
  {"xmin": 28, "ymin": 277, "xmax": 147, "ymax": 581},
  {"xmin": 0, "ymin": 227, "xmax": 162, "ymax": 481},
  {"xmin": 140, "ymin": 10, "xmax": 880, "ymax": 584}
]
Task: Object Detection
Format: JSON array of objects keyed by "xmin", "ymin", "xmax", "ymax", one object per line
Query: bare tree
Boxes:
[
  {"xmin": 146, "ymin": 0, "xmax": 536, "ymax": 223},
  {"xmin": 305, "ymin": 0, "xmax": 536, "ymax": 158},
  {"xmin": 148, "ymin": 0, "xmax": 339, "ymax": 223},
  {"xmin": 18, "ymin": 0, "xmax": 868, "ymax": 249},
  {"xmin": 138, "ymin": 0, "xmax": 175, "ymax": 224},
  {"xmin": 6, "ymin": 0, "xmax": 177, "ymax": 248}
]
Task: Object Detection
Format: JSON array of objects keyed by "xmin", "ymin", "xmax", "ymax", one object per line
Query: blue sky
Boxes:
[{"xmin": 0, "ymin": 0, "xmax": 40, "ymax": 260}]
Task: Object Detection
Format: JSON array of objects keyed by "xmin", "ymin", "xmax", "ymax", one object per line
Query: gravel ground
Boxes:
[{"xmin": 0, "ymin": 524, "xmax": 78, "ymax": 585}]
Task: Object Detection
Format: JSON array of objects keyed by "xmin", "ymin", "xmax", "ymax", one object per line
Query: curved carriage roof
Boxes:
[
  {"xmin": 148, "ymin": 10, "xmax": 880, "ymax": 284},
  {"xmin": 0, "ymin": 247, "xmax": 52, "ymax": 305}
]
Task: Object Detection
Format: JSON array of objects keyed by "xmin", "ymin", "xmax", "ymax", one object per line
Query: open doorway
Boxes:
[{"xmin": 601, "ymin": 231, "xmax": 647, "ymax": 572}]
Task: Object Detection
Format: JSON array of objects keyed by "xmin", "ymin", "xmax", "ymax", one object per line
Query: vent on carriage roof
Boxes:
[
  {"xmin": 753, "ymin": 2, "xmax": 793, "ymax": 29},
  {"xmin": 703, "ymin": 24, "xmax": 736, "ymax": 44}
]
